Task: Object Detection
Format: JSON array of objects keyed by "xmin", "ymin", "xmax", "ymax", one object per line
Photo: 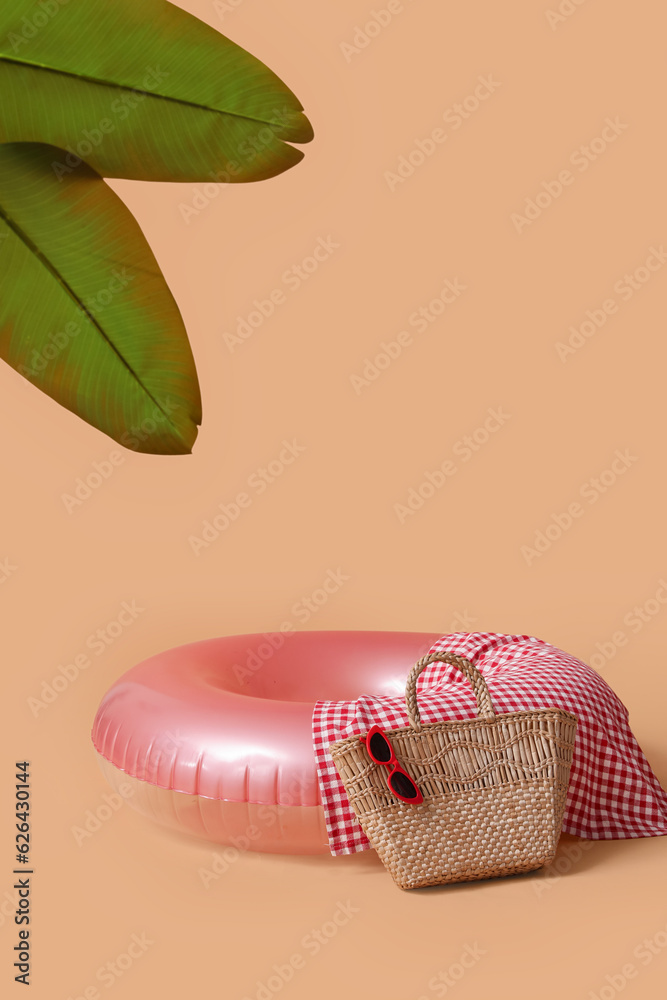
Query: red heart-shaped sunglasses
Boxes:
[{"xmin": 361, "ymin": 725, "xmax": 423, "ymax": 804}]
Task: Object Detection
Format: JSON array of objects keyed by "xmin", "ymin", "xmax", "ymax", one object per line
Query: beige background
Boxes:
[{"xmin": 2, "ymin": 0, "xmax": 667, "ymax": 997}]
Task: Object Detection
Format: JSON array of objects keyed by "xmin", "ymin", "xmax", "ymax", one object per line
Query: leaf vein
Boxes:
[
  {"xmin": 0, "ymin": 55, "xmax": 299, "ymax": 130},
  {"xmin": 0, "ymin": 200, "xmax": 175, "ymax": 425}
]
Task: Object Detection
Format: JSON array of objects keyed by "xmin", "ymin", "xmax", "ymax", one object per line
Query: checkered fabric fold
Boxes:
[{"xmin": 312, "ymin": 632, "xmax": 667, "ymax": 856}]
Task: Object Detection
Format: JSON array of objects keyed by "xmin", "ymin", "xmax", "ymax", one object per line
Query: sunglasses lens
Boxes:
[
  {"xmin": 389, "ymin": 771, "xmax": 419, "ymax": 800},
  {"xmin": 368, "ymin": 731, "xmax": 392, "ymax": 763}
]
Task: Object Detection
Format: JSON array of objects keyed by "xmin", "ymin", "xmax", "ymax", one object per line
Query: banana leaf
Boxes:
[
  {"xmin": 0, "ymin": 0, "xmax": 313, "ymax": 182},
  {"xmin": 0, "ymin": 142, "xmax": 202, "ymax": 453}
]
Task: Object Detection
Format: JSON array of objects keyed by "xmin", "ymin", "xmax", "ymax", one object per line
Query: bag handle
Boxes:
[{"xmin": 406, "ymin": 651, "xmax": 496, "ymax": 732}]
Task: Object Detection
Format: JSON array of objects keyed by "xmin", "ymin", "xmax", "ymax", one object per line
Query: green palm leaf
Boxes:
[
  {"xmin": 0, "ymin": 142, "xmax": 201, "ymax": 454},
  {"xmin": 0, "ymin": 0, "xmax": 313, "ymax": 182}
]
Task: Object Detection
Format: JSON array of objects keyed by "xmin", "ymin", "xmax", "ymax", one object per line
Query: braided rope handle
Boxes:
[{"xmin": 406, "ymin": 651, "xmax": 496, "ymax": 731}]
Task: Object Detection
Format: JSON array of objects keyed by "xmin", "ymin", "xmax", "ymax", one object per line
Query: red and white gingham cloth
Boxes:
[{"xmin": 312, "ymin": 632, "xmax": 667, "ymax": 855}]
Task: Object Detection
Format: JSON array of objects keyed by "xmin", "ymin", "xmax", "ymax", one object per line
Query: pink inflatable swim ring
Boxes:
[{"xmin": 91, "ymin": 630, "xmax": 441, "ymax": 854}]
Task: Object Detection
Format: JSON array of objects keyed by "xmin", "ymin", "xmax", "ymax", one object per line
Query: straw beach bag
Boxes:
[{"xmin": 329, "ymin": 651, "xmax": 578, "ymax": 889}]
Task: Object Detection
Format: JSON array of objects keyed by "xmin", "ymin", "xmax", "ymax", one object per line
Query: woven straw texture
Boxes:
[{"xmin": 329, "ymin": 651, "xmax": 577, "ymax": 890}]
